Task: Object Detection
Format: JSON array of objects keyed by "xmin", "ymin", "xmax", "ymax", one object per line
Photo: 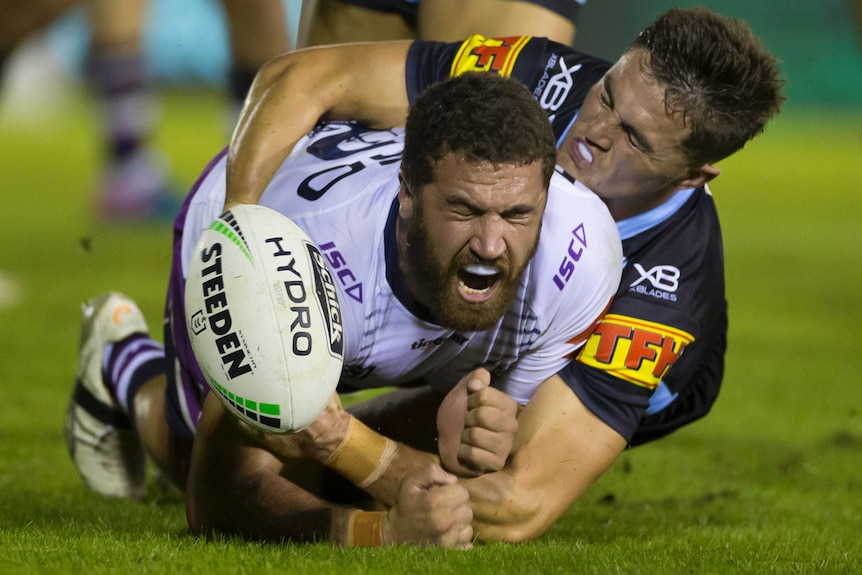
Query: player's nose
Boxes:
[
  {"xmin": 583, "ymin": 112, "xmax": 616, "ymax": 152},
  {"xmin": 469, "ymin": 215, "xmax": 506, "ymax": 260}
]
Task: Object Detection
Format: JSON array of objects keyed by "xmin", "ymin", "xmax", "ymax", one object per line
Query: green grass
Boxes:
[{"xmin": 1, "ymin": 90, "xmax": 860, "ymax": 573}]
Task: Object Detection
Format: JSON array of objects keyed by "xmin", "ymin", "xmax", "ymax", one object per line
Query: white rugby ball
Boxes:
[{"xmin": 184, "ymin": 204, "xmax": 344, "ymax": 433}]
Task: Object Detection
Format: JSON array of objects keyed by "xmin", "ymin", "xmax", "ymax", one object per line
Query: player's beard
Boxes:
[{"xmin": 406, "ymin": 201, "xmax": 535, "ymax": 333}]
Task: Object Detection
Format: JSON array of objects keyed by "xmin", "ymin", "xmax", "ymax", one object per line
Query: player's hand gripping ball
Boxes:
[{"xmin": 185, "ymin": 204, "xmax": 344, "ymax": 433}]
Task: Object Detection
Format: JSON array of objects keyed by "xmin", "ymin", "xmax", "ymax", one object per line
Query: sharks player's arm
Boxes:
[
  {"xmin": 231, "ymin": 370, "xmax": 624, "ymax": 543},
  {"xmin": 225, "ymin": 41, "xmax": 413, "ymax": 210},
  {"xmin": 325, "ymin": 369, "xmax": 624, "ymax": 543},
  {"xmin": 461, "ymin": 373, "xmax": 626, "ymax": 542},
  {"xmin": 302, "ymin": 371, "xmax": 625, "ymax": 543}
]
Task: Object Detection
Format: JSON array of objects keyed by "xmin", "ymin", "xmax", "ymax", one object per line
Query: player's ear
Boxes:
[
  {"xmin": 678, "ymin": 163, "xmax": 720, "ymax": 189},
  {"xmin": 398, "ymin": 171, "xmax": 414, "ymax": 219}
]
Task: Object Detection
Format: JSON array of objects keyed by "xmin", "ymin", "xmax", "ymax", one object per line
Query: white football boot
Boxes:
[{"xmin": 65, "ymin": 292, "xmax": 148, "ymax": 499}]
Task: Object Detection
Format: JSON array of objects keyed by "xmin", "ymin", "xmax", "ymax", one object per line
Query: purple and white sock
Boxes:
[{"xmin": 102, "ymin": 334, "xmax": 165, "ymax": 419}]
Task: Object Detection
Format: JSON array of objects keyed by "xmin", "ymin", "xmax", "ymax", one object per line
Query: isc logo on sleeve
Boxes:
[{"xmin": 576, "ymin": 314, "xmax": 694, "ymax": 390}]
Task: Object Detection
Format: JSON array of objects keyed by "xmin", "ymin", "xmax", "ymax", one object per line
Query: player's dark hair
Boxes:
[
  {"xmin": 629, "ymin": 7, "xmax": 785, "ymax": 165},
  {"xmin": 402, "ymin": 73, "xmax": 557, "ymax": 193}
]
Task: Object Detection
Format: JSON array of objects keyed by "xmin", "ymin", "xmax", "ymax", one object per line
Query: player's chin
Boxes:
[{"xmin": 439, "ymin": 299, "xmax": 504, "ymax": 333}]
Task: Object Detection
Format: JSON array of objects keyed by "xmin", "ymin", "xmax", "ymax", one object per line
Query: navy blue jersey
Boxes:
[
  {"xmin": 406, "ymin": 36, "xmax": 727, "ymax": 444},
  {"xmin": 565, "ymin": 187, "xmax": 727, "ymax": 444},
  {"xmin": 407, "ymin": 35, "xmax": 609, "ymax": 144}
]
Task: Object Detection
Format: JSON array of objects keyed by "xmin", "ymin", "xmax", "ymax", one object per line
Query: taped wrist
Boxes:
[
  {"xmin": 325, "ymin": 417, "xmax": 398, "ymax": 489},
  {"xmin": 346, "ymin": 510, "xmax": 385, "ymax": 546}
]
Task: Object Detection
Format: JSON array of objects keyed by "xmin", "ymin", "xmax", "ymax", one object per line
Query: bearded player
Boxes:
[{"xmin": 65, "ymin": 73, "xmax": 621, "ymax": 547}]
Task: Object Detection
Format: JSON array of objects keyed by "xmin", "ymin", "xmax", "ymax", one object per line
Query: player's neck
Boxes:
[
  {"xmin": 395, "ymin": 217, "xmax": 430, "ymax": 310},
  {"xmin": 604, "ymin": 189, "xmax": 675, "ymax": 222}
]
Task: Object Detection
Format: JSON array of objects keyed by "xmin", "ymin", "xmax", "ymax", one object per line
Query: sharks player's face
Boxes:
[
  {"xmin": 400, "ymin": 153, "xmax": 546, "ymax": 332},
  {"xmin": 557, "ymin": 48, "xmax": 705, "ymax": 220}
]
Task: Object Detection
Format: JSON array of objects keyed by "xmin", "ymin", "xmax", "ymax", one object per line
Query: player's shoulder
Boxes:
[
  {"xmin": 526, "ymin": 168, "xmax": 622, "ymax": 312},
  {"xmin": 438, "ymin": 34, "xmax": 611, "ymax": 74},
  {"xmin": 408, "ymin": 35, "xmax": 610, "ymax": 93},
  {"xmin": 620, "ymin": 185, "xmax": 723, "ymax": 273},
  {"xmin": 543, "ymin": 168, "xmax": 620, "ymax": 251},
  {"xmin": 548, "ymin": 168, "xmax": 608, "ymax": 203},
  {"xmin": 611, "ymin": 186, "xmax": 725, "ymax": 331}
]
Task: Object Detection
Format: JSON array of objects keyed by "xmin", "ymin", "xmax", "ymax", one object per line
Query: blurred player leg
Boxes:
[
  {"xmin": 301, "ymin": 0, "xmax": 416, "ymax": 47},
  {"xmin": 295, "ymin": 0, "xmax": 319, "ymax": 48},
  {"xmin": 87, "ymin": 0, "xmax": 178, "ymax": 220},
  {"xmin": 220, "ymin": 0, "xmax": 291, "ymax": 129},
  {"xmin": 0, "ymin": 0, "xmax": 86, "ymax": 78},
  {"xmin": 297, "ymin": 0, "xmax": 582, "ymax": 47},
  {"xmin": 418, "ymin": 0, "xmax": 580, "ymax": 44}
]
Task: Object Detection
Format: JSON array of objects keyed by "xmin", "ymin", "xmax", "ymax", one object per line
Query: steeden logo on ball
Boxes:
[{"xmin": 185, "ymin": 205, "xmax": 344, "ymax": 434}]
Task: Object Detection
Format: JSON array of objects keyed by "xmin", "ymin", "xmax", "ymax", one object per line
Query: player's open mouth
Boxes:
[
  {"xmin": 577, "ymin": 141, "xmax": 594, "ymax": 164},
  {"xmin": 566, "ymin": 137, "xmax": 595, "ymax": 172},
  {"xmin": 457, "ymin": 264, "xmax": 501, "ymax": 302}
]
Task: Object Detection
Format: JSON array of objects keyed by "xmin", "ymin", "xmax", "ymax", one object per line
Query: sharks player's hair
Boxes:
[{"xmin": 631, "ymin": 7, "xmax": 785, "ymax": 166}]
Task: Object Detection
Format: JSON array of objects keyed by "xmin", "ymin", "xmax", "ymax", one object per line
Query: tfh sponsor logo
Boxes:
[{"xmin": 577, "ymin": 314, "xmax": 693, "ymax": 389}]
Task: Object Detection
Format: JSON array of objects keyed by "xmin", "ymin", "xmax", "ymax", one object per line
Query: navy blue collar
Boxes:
[{"xmin": 615, "ymin": 187, "xmax": 697, "ymax": 240}]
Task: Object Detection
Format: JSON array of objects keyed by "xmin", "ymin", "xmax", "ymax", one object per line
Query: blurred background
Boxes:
[
  {"xmin": 0, "ymin": 0, "xmax": 859, "ymax": 330},
  {"xmin": 576, "ymin": 0, "xmax": 861, "ymax": 108},
  {"xmin": 0, "ymin": 3, "xmax": 860, "ymax": 565},
  {"xmin": 2, "ymin": 0, "xmax": 860, "ymax": 117}
]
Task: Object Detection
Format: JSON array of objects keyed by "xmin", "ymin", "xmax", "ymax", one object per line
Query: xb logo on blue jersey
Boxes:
[
  {"xmin": 539, "ymin": 59, "xmax": 581, "ymax": 112},
  {"xmin": 630, "ymin": 264, "xmax": 680, "ymax": 292}
]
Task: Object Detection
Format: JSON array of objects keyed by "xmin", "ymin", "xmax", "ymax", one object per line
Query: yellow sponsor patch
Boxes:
[
  {"xmin": 576, "ymin": 314, "xmax": 694, "ymax": 389},
  {"xmin": 451, "ymin": 35, "xmax": 530, "ymax": 78}
]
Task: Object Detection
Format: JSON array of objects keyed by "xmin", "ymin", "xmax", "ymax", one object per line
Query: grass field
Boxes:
[{"xmin": 1, "ymin": 88, "xmax": 860, "ymax": 574}]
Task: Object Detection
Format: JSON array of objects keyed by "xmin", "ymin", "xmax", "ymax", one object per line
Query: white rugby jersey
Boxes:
[{"xmin": 181, "ymin": 122, "xmax": 621, "ymax": 404}]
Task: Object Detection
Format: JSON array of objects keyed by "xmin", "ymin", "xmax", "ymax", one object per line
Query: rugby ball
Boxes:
[{"xmin": 184, "ymin": 204, "xmax": 344, "ymax": 434}]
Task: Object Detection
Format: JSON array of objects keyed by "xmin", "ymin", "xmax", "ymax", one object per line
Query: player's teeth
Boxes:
[
  {"xmin": 459, "ymin": 280, "xmax": 490, "ymax": 294},
  {"xmin": 578, "ymin": 142, "xmax": 593, "ymax": 163},
  {"xmin": 462, "ymin": 264, "xmax": 499, "ymax": 276}
]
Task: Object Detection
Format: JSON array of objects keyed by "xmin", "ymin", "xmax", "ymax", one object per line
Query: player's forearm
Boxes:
[
  {"xmin": 187, "ymin": 461, "xmax": 387, "ymax": 545},
  {"xmin": 461, "ymin": 468, "xmax": 596, "ymax": 543},
  {"xmin": 462, "ymin": 376, "xmax": 628, "ymax": 543},
  {"xmin": 224, "ymin": 42, "xmax": 412, "ymax": 209},
  {"xmin": 188, "ymin": 447, "xmax": 468, "ymax": 547},
  {"xmin": 225, "ymin": 53, "xmax": 325, "ymax": 209},
  {"xmin": 322, "ymin": 416, "xmax": 439, "ymax": 507},
  {"xmin": 187, "ymin": 466, "xmax": 326, "ymax": 542},
  {"xmin": 458, "ymin": 470, "xmax": 546, "ymax": 543},
  {"xmin": 237, "ymin": 400, "xmax": 439, "ymax": 508},
  {"xmin": 188, "ymin": 395, "xmax": 385, "ymax": 545}
]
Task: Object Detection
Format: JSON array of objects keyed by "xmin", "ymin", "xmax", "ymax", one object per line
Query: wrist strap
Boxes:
[
  {"xmin": 325, "ymin": 417, "xmax": 398, "ymax": 489},
  {"xmin": 346, "ymin": 510, "xmax": 385, "ymax": 546}
]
